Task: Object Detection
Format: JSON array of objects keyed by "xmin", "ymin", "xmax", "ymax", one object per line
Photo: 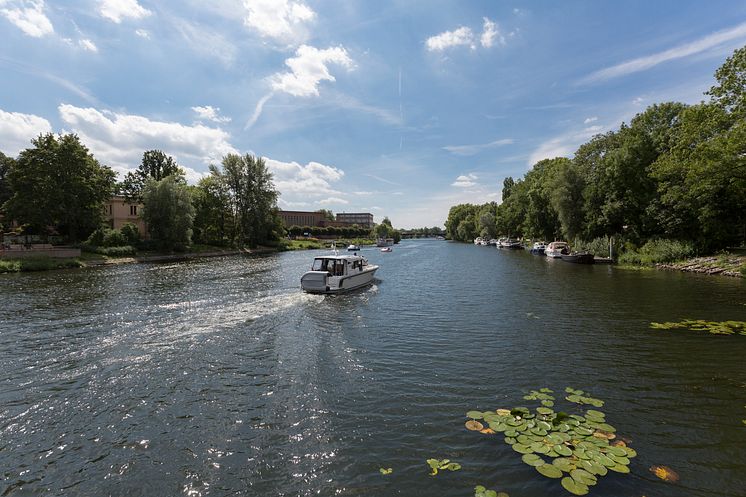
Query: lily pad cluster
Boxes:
[
  {"xmin": 466, "ymin": 388, "xmax": 636, "ymax": 495},
  {"xmin": 426, "ymin": 458, "xmax": 461, "ymax": 476},
  {"xmin": 474, "ymin": 485, "xmax": 509, "ymax": 497},
  {"xmin": 650, "ymin": 319, "xmax": 746, "ymax": 335}
]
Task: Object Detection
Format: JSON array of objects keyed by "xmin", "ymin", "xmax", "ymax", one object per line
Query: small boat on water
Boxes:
[
  {"xmin": 474, "ymin": 237, "xmax": 488, "ymax": 245},
  {"xmin": 498, "ymin": 238, "xmax": 523, "ymax": 249},
  {"xmin": 346, "ymin": 244, "xmax": 360, "ymax": 251},
  {"xmin": 380, "ymin": 247, "xmax": 392, "ymax": 252},
  {"xmin": 561, "ymin": 251, "xmax": 595, "ymax": 264},
  {"xmin": 376, "ymin": 237, "xmax": 394, "ymax": 247},
  {"xmin": 545, "ymin": 241, "xmax": 570, "ymax": 258},
  {"xmin": 301, "ymin": 253, "xmax": 379, "ymax": 294},
  {"xmin": 529, "ymin": 241, "xmax": 547, "ymax": 255}
]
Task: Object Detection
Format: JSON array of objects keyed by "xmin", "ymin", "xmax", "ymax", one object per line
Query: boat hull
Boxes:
[
  {"xmin": 561, "ymin": 252, "xmax": 595, "ymax": 264},
  {"xmin": 301, "ymin": 267, "xmax": 378, "ymax": 294}
]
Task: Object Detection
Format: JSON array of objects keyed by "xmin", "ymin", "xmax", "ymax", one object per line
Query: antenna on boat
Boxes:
[{"xmin": 331, "ymin": 241, "xmax": 338, "ymax": 256}]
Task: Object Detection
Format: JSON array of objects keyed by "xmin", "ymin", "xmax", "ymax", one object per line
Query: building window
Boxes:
[{"xmin": 130, "ymin": 205, "xmax": 137, "ymax": 216}]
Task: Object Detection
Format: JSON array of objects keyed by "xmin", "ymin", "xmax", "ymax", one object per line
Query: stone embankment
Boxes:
[{"xmin": 655, "ymin": 255, "xmax": 745, "ymax": 278}]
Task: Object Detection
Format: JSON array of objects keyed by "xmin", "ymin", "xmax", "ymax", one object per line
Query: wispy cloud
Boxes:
[
  {"xmin": 443, "ymin": 138, "xmax": 514, "ymax": 156},
  {"xmin": 1, "ymin": 0, "xmax": 53, "ymax": 37},
  {"xmin": 98, "ymin": 0, "xmax": 152, "ymax": 24},
  {"xmin": 270, "ymin": 45, "xmax": 353, "ymax": 97},
  {"xmin": 192, "ymin": 105, "xmax": 231, "ymax": 123},
  {"xmin": 480, "ymin": 18, "xmax": 504, "ymax": 48},
  {"xmin": 581, "ymin": 21, "xmax": 746, "ymax": 84},
  {"xmin": 0, "ymin": 55, "xmax": 99, "ymax": 104},
  {"xmin": 583, "ymin": 116, "xmax": 598, "ymax": 124}
]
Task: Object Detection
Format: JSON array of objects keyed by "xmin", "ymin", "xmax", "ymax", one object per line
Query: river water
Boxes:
[{"xmin": 1, "ymin": 240, "xmax": 745, "ymax": 497}]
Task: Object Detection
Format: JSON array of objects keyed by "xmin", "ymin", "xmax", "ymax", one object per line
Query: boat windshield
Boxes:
[{"xmin": 311, "ymin": 259, "xmax": 327, "ymax": 271}]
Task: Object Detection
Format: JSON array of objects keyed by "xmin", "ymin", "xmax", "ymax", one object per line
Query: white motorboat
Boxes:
[
  {"xmin": 380, "ymin": 247, "xmax": 392, "ymax": 252},
  {"xmin": 301, "ymin": 253, "xmax": 379, "ymax": 294},
  {"xmin": 473, "ymin": 237, "xmax": 484, "ymax": 245},
  {"xmin": 530, "ymin": 241, "xmax": 547, "ymax": 255},
  {"xmin": 498, "ymin": 238, "xmax": 523, "ymax": 249},
  {"xmin": 347, "ymin": 244, "xmax": 360, "ymax": 251},
  {"xmin": 545, "ymin": 241, "xmax": 570, "ymax": 258}
]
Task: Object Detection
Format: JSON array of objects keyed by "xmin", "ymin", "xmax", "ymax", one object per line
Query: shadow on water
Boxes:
[{"xmin": 0, "ymin": 240, "xmax": 744, "ymax": 496}]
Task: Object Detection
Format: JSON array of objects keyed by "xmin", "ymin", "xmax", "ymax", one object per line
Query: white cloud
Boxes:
[
  {"xmin": 452, "ymin": 173, "xmax": 478, "ymax": 188},
  {"xmin": 135, "ymin": 28, "xmax": 149, "ymax": 38},
  {"xmin": 480, "ymin": 18, "xmax": 504, "ymax": 48},
  {"xmin": 581, "ymin": 21, "xmax": 746, "ymax": 84},
  {"xmin": 57, "ymin": 104, "xmax": 237, "ymax": 175},
  {"xmin": 632, "ymin": 96, "xmax": 645, "ymax": 106},
  {"xmin": 426, "ymin": 26, "xmax": 475, "ymax": 51},
  {"xmin": 173, "ymin": 18, "xmax": 237, "ymax": 67},
  {"xmin": 192, "ymin": 105, "xmax": 231, "ymax": 123},
  {"xmin": 242, "ymin": 0, "xmax": 315, "ymax": 43},
  {"xmin": 0, "ymin": 108, "xmax": 52, "ymax": 156},
  {"xmin": 443, "ymin": 138, "xmax": 513, "ymax": 156},
  {"xmin": 78, "ymin": 38, "xmax": 97, "ymax": 52},
  {"xmin": 527, "ymin": 125, "xmax": 606, "ymax": 166},
  {"xmin": 318, "ymin": 197, "xmax": 348, "ymax": 205},
  {"xmin": 583, "ymin": 116, "xmax": 598, "ymax": 124},
  {"xmin": 98, "ymin": 0, "xmax": 151, "ymax": 23},
  {"xmin": 270, "ymin": 45, "xmax": 353, "ymax": 97},
  {"xmin": 265, "ymin": 158, "xmax": 344, "ymax": 195},
  {"xmin": 0, "ymin": 0, "xmax": 53, "ymax": 37}
]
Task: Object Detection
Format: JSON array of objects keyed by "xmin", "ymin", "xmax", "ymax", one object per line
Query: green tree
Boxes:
[
  {"xmin": 220, "ymin": 153, "xmax": 280, "ymax": 247},
  {"xmin": 192, "ymin": 171, "xmax": 232, "ymax": 246},
  {"xmin": 142, "ymin": 176, "xmax": 195, "ymax": 251},
  {"xmin": 316, "ymin": 209, "xmax": 334, "ymax": 221},
  {"xmin": 4, "ymin": 133, "xmax": 115, "ymax": 241},
  {"xmin": 120, "ymin": 150, "xmax": 184, "ymax": 202},
  {"xmin": 0, "ymin": 151, "xmax": 15, "ymax": 229},
  {"xmin": 445, "ymin": 204, "xmax": 478, "ymax": 241},
  {"xmin": 502, "ymin": 177, "xmax": 515, "ymax": 202},
  {"xmin": 548, "ymin": 159, "xmax": 585, "ymax": 240}
]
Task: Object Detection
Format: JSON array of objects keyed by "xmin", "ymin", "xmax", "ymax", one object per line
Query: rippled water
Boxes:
[{"xmin": 1, "ymin": 240, "xmax": 745, "ymax": 496}]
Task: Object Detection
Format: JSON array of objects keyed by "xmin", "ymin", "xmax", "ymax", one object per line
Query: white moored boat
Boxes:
[
  {"xmin": 545, "ymin": 241, "xmax": 570, "ymax": 258},
  {"xmin": 301, "ymin": 253, "xmax": 379, "ymax": 294}
]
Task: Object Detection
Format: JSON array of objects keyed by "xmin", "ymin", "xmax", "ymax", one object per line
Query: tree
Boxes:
[
  {"xmin": 0, "ymin": 151, "xmax": 14, "ymax": 229},
  {"xmin": 4, "ymin": 133, "xmax": 115, "ymax": 241},
  {"xmin": 142, "ymin": 176, "xmax": 195, "ymax": 251},
  {"xmin": 502, "ymin": 177, "xmax": 515, "ymax": 202},
  {"xmin": 316, "ymin": 209, "xmax": 334, "ymax": 221},
  {"xmin": 445, "ymin": 204, "xmax": 478, "ymax": 241},
  {"xmin": 707, "ymin": 44, "xmax": 746, "ymax": 118},
  {"xmin": 192, "ymin": 172, "xmax": 232, "ymax": 246},
  {"xmin": 220, "ymin": 153, "xmax": 280, "ymax": 247},
  {"xmin": 120, "ymin": 150, "xmax": 184, "ymax": 202}
]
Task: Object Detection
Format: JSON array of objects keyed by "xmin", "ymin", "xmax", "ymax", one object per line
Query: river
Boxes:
[{"xmin": 1, "ymin": 240, "xmax": 745, "ymax": 497}]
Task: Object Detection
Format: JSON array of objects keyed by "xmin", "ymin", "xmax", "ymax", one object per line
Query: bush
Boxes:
[
  {"xmin": 572, "ymin": 236, "xmax": 621, "ymax": 259},
  {"xmin": 86, "ymin": 227, "xmax": 107, "ymax": 246},
  {"xmin": 0, "ymin": 256, "xmax": 83, "ymax": 272},
  {"xmin": 120, "ymin": 223, "xmax": 141, "ymax": 246},
  {"xmin": 103, "ymin": 229, "xmax": 127, "ymax": 247},
  {"xmin": 96, "ymin": 246, "xmax": 136, "ymax": 256},
  {"xmin": 619, "ymin": 238, "xmax": 695, "ymax": 265}
]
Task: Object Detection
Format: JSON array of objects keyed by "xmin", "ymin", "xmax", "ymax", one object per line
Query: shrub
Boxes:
[
  {"xmin": 120, "ymin": 223, "xmax": 141, "ymax": 246},
  {"xmin": 0, "ymin": 256, "xmax": 82, "ymax": 272},
  {"xmin": 619, "ymin": 238, "xmax": 695, "ymax": 265},
  {"xmin": 85, "ymin": 227, "xmax": 107, "ymax": 246},
  {"xmin": 103, "ymin": 229, "xmax": 127, "ymax": 247},
  {"xmin": 96, "ymin": 246, "xmax": 136, "ymax": 256}
]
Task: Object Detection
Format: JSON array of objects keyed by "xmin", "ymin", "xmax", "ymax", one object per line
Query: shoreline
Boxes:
[{"xmin": 82, "ymin": 247, "xmax": 277, "ymax": 267}]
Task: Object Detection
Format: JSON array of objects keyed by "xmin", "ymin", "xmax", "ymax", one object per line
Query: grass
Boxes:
[{"xmin": 0, "ymin": 256, "xmax": 83, "ymax": 273}]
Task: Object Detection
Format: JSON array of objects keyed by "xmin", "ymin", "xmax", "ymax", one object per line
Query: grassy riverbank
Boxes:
[{"xmin": 0, "ymin": 256, "xmax": 84, "ymax": 273}]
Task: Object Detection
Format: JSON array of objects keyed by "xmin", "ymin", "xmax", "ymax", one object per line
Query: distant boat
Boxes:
[
  {"xmin": 380, "ymin": 247, "xmax": 392, "ymax": 252},
  {"xmin": 474, "ymin": 237, "xmax": 485, "ymax": 245},
  {"xmin": 530, "ymin": 241, "xmax": 547, "ymax": 255},
  {"xmin": 561, "ymin": 251, "xmax": 595, "ymax": 264},
  {"xmin": 545, "ymin": 241, "xmax": 570, "ymax": 258},
  {"xmin": 346, "ymin": 244, "xmax": 360, "ymax": 251},
  {"xmin": 301, "ymin": 253, "xmax": 379, "ymax": 294},
  {"xmin": 376, "ymin": 238, "xmax": 394, "ymax": 247},
  {"xmin": 435, "ymin": 236, "xmax": 445, "ymax": 240},
  {"xmin": 498, "ymin": 238, "xmax": 523, "ymax": 249}
]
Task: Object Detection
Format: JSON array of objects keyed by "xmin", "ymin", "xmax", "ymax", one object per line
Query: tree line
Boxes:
[
  {"xmin": 0, "ymin": 139, "xmax": 283, "ymax": 251},
  {"xmin": 445, "ymin": 45, "xmax": 746, "ymax": 253}
]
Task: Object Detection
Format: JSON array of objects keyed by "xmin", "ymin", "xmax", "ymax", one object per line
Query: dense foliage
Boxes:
[
  {"xmin": 3, "ymin": 133, "xmax": 116, "ymax": 241},
  {"xmin": 445, "ymin": 46, "xmax": 746, "ymax": 253},
  {"xmin": 142, "ymin": 176, "xmax": 196, "ymax": 252},
  {"xmin": 119, "ymin": 150, "xmax": 185, "ymax": 202}
]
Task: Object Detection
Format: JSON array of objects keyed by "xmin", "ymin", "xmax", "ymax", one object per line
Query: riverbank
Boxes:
[{"xmin": 654, "ymin": 255, "xmax": 745, "ymax": 278}]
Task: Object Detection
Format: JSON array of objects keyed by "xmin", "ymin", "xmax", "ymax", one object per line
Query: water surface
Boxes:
[{"xmin": 1, "ymin": 240, "xmax": 745, "ymax": 496}]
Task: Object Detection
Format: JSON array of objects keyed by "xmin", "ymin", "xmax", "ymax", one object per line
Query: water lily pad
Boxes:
[
  {"xmin": 445, "ymin": 462, "xmax": 461, "ymax": 471},
  {"xmin": 531, "ymin": 442, "xmax": 550, "ymax": 454},
  {"xmin": 606, "ymin": 446, "xmax": 627, "ymax": 457},
  {"xmin": 561, "ymin": 476, "xmax": 589, "ymax": 495},
  {"xmin": 536, "ymin": 463, "xmax": 563, "ymax": 478},
  {"xmin": 570, "ymin": 468, "xmax": 597, "ymax": 486},
  {"xmin": 554, "ymin": 444, "xmax": 572, "ymax": 456},
  {"xmin": 504, "ymin": 429, "xmax": 519, "ymax": 438},
  {"xmin": 585, "ymin": 409, "xmax": 605, "ymax": 419},
  {"xmin": 541, "ymin": 400, "xmax": 554, "ymax": 407},
  {"xmin": 622, "ymin": 447, "xmax": 637, "ymax": 458},
  {"xmin": 496, "ymin": 409, "xmax": 511, "ymax": 416},
  {"xmin": 537, "ymin": 420, "xmax": 552, "ymax": 431},
  {"xmin": 531, "ymin": 427, "xmax": 547, "ymax": 436},
  {"xmin": 480, "ymin": 428, "xmax": 496, "ymax": 435},
  {"xmin": 536, "ymin": 407, "xmax": 553, "ymax": 415},
  {"xmin": 379, "ymin": 467, "xmax": 392, "ymax": 475},
  {"xmin": 608, "ymin": 463, "xmax": 630, "ymax": 473},
  {"xmin": 594, "ymin": 422, "xmax": 616, "ymax": 433},
  {"xmin": 504, "ymin": 437, "xmax": 517, "ymax": 445},
  {"xmin": 466, "ymin": 420, "xmax": 484, "ymax": 431},
  {"xmin": 608, "ymin": 453, "xmax": 630, "ymax": 465},
  {"xmin": 650, "ymin": 465, "xmax": 679, "ymax": 482},
  {"xmin": 595, "ymin": 454, "xmax": 615, "ymax": 467},
  {"xmin": 553, "ymin": 457, "xmax": 575, "ymax": 472},
  {"xmin": 512, "ymin": 443, "xmax": 533, "ymax": 454},
  {"xmin": 467, "ymin": 410, "xmax": 485, "ymax": 419},
  {"xmin": 521, "ymin": 453, "xmax": 545, "ymax": 467},
  {"xmin": 489, "ymin": 422, "xmax": 508, "ymax": 432}
]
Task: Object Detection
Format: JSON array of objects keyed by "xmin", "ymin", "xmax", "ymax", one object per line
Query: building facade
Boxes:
[
  {"xmin": 336, "ymin": 212, "xmax": 374, "ymax": 229},
  {"xmin": 105, "ymin": 196, "xmax": 147, "ymax": 237},
  {"xmin": 278, "ymin": 210, "xmax": 327, "ymax": 227}
]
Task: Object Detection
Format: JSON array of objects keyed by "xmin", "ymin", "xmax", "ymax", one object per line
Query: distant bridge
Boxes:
[{"xmin": 399, "ymin": 230, "xmax": 446, "ymax": 239}]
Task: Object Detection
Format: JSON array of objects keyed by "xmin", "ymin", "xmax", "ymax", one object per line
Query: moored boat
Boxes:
[
  {"xmin": 561, "ymin": 251, "xmax": 595, "ymax": 264},
  {"xmin": 498, "ymin": 238, "xmax": 523, "ymax": 249},
  {"xmin": 346, "ymin": 244, "xmax": 360, "ymax": 251},
  {"xmin": 301, "ymin": 253, "xmax": 379, "ymax": 294},
  {"xmin": 376, "ymin": 238, "xmax": 394, "ymax": 247},
  {"xmin": 529, "ymin": 241, "xmax": 547, "ymax": 255},
  {"xmin": 545, "ymin": 241, "xmax": 570, "ymax": 258}
]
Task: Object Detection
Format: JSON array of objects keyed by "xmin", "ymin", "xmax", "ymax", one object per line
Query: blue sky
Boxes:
[{"xmin": 1, "ymin": 1, "xmax": 745, "ymax": 228}]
